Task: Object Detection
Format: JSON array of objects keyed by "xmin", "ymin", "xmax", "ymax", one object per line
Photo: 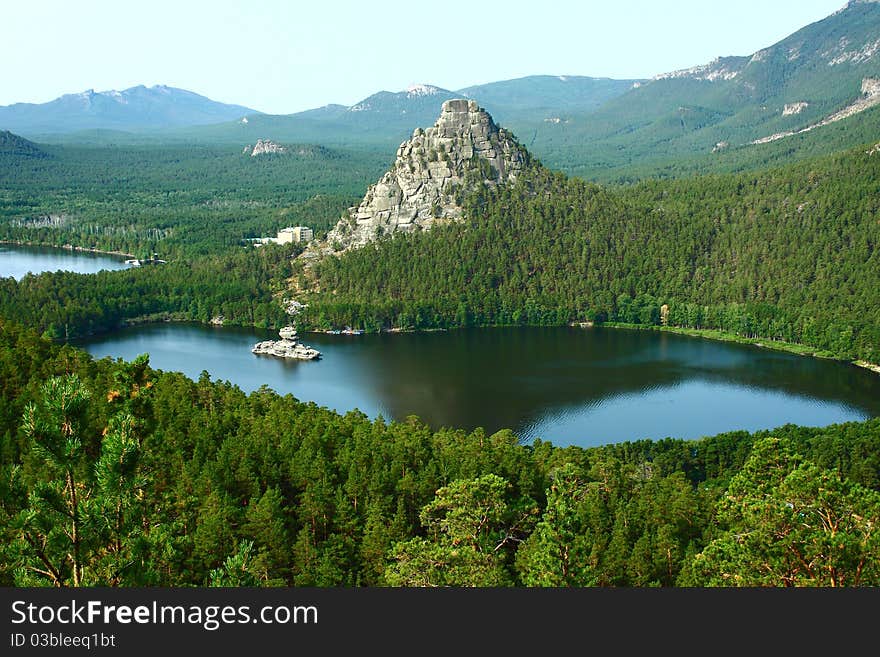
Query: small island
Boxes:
[{"xmin": 252, "ymin": 326, "xmax": 321, "ymax": 360}]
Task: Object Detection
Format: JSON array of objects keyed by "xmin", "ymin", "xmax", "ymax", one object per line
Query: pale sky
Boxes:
[{"xmin": 2, "ymin": 0, "xmax": 848, "ymax": 114}]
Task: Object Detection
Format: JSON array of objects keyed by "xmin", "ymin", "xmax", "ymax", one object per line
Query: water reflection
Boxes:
[
  {"xmin": 79, "ymin": 324, "xmax": 880, "ymax": 448},
  {"xmin": 1, "ymin": 244, "xmax": 130, "ymax": 280}
]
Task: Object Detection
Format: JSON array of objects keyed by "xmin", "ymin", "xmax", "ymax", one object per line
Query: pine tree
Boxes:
[
  {"xmin": 8, "ymin": 375, "xmax": 93, "ymax": 586},
  {"xmin": 4, "ymin": 366, "xmax": 156, "ymax": 586}
]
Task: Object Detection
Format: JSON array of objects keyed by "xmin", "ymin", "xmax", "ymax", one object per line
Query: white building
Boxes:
[{"xmin": 276, "ymin": 226, "xmax": 313, "ymax": 244}]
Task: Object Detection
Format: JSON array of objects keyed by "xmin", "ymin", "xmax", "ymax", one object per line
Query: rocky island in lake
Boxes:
[{"xmin": 252, "ymin": 326, "xmax": 321, "ymax": 360}]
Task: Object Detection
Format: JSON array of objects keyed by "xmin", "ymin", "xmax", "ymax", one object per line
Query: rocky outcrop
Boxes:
[
  {"xmin": 244, "ymin": 139, "xmax": 287, "ymax": 156},
  {"xmin": 251, "ymin": 326, "xmax": 320, "ymax": 360},
  {"xmin": 653, "ymin": 56, "xmax": 746, "ymax": 82},
  {"xmin": 313, "ymin": 99, "xmax": 528, "ymax": 254},
  {"xmin": 753, "ymin": 77, "xmax": 880, "ymax": 145},
  {"xmin": 862, "ymin": 77, "xmax": 880, "ymax": 96},
  {"xmin": 783, "ymin": 102, "xmax": 809, "ymax": 116},
  {"xmin": 252, "ymin": 338, "xmax": 320, "ymax": 360}
]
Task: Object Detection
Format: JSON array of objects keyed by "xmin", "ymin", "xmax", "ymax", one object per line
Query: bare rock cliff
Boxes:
[
  {"xmin": 314, "ymin": 99, "xmax": 528, "ymax": 254},
  {"xmin": 244, "ymin": 139, "xmax": 287, "ymax": 156}
]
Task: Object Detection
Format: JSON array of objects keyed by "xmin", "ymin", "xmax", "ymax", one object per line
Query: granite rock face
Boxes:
[
  {"xmin": 317, "ymin": 99, "xmax": 527, "ymax": 253},
  {"xmin": 244, "ymin": 139, "xmax": 287, "ymax": 156},
  {"xmin": 862, "ymin": 77, "xmax": 880, "ymax": 96}
]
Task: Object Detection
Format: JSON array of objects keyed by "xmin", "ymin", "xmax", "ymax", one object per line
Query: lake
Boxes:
[
  {"xmin": 77, "ymin": 322, "xmax": 880, "ymax": 449},
  {"xmin": 0, "ymin": 244, "xmax": 131, "ymax": 280}
]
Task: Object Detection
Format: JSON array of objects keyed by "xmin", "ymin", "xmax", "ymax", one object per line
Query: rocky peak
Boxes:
[
  {"xmin": 406, "ymin": 83, "xmax": 443, "ymax": 97},
  {"xmin": 315, "ymin": 99, "xmax": 527, "ymax": 253},
  {"xmin": 244, "ymin": 138, "xmax": 286, "ymax": 156}
]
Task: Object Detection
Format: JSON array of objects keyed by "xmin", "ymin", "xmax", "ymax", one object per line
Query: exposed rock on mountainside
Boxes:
[
  {"xmin": 653, "ymin": 56, "xmax": 747, "ymax": 82},
  {"xmin": 312, "ymin": 99, "xmax": 528, "ymax": 254},
  {"xmin": 783, "ymin": 102, "xmax": 809, "ymax": 116},
  {"xmin": 244, "ymin": 138, "xmax": 287, "ymax": 156},
  {"xmin": 862, "ymin": 76, "xmax": 880, "ymax": 96},
  {"xmin": 752, "ymin": 77, "xmax": 880, "ymax": 144}
]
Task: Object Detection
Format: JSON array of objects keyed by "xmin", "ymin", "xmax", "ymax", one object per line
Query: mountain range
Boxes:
[
  {"xmin": 2, "ymin": 0, "xmax": 879, "ymax": 180},
  {"xmin": 177, "ymin": 75, "xmax": 643, "ymax": 152},
  {"xmin": 0, "ymin": 85, "xmax": 256, "ymax": 135},
  {"xmin": 532, "ymin": 0, "xmax": 880, "ymax": 176},
  {"xmin": 0, "ymin": 76, "xmax": 638, "ymax": 143}
]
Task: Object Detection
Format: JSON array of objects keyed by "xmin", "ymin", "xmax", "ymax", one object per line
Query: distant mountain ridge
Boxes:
[
  {"xmin": 2, "ymin": 1, "xmax": 879, "ymax": 182},
  {"xmin": 0, "ymin": 75, "xmax": 644, "ymax": 146},
  {"xmin": 177, "ymin": 75, "xmax": 644, "ymax": 153},
  {"xmin": 178, "ymin": 0, "xmax": 880, "ymax": 179},
  {"xmin": 459, "ymin": 75, "xmax": 637, "ymax": 123},
  {"xmin": 0, "ymin": 85, "xmax": 257, "ymax": 135},
  {"xmin": 530, "ymin": 0, "xmax": 880, "ymax": 178}
]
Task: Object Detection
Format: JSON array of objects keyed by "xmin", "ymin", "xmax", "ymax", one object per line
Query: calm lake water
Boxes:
[
  {"xmin": 0, "ymin": 244, "xmax": 130, "ymax": 280},
  {"xmin": 77, "ymin": 322, "xmax": 880, "ymax": 448}
]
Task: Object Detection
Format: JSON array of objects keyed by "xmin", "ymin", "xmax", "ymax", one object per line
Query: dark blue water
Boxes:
[{"xmin": 77, "ymin": 322, "xmax": 880, "ymax": 448}]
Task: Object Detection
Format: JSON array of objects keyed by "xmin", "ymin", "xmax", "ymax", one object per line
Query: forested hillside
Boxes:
[
  {"xmin": 522, "ymin": 0, "xmax": 880, "ymax": 180},
  {"xmin": 3, "ymin": 136, "xmax": 879, "ymax": 363},
  {"xmin": 0, "ymin": 244, "xmax": 294, "ymax": 339},
  {"xmin": 0, "ymin": 141, "xmax": 388, "ymax": 257},
  {"xmin": 299, "ymin": 144, "xmax": 880, "ymax": 362},
  {"xmin": 1, "ymin": 320, "xmax": 877, "ymax": 587}
]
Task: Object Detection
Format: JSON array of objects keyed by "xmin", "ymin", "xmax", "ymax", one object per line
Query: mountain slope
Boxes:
[
  {"xmin": 459, "ymin": 75, "xmax": 641, "ymax": 123},
  {"xmin": 169, "ymin": 77, "xmax": 640, "ymax": 148},
  {"xmin": 5, "ymin": 3, "xmax": 877, "ymax": 181},
  {"xmin": 161, "ymin": 85, "xmax": 457, "ymax": 147},
  {"xmin": 0, "ymin": 85, "xmax": 258, "ymax": 136},
  {"xmin": 536, "ymin": 0, "xmax": 880, "ymax": 178},
  {"xmin": 171, "ymin": 0, "xmax": 880, "ymax": 180},
  {"xmin": 0, "ymin": 130, "xmax": 49, "ymax": 158}
]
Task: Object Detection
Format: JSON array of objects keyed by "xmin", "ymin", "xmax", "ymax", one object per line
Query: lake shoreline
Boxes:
[
  {"xmin": 854, "ymin": 360, "xmax": 880, "ymax": 375},
  {"xmin": 0, "ymin": 239, "xmax": 135, "ymax": 260},
  {"xmin": 70, "ymin": 313, "xmax": 880, "ymax": 380},
  {"xmin": 304, "ymin": 319, "xmax": 879, "ymax": 377},
  {"xmin": 596, "ymin": 321, "xmax": 879, "ymax": 376},
  {"xmin": 76, "ymin": 320, "xmax": 880, "ymax": 448}
]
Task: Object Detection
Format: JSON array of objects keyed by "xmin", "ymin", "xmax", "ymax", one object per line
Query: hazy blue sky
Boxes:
[{"xmin": 2, "ymin": 0, "xmax": 847, "ymax": 114}]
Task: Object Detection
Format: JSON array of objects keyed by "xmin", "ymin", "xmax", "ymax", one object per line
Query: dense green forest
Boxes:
[
  {"xmin": 0, "ymin": 244, "xmax": 295, "ymax": 339},
  {"xmin": 2, "ymin": 99, "xmax": 880, "ymax": 587},
  {"xmin": 0, "ymin": 139, "xmax": 387, "ymax": 256},
  {"xmin": 562, "ymin": 105, "xmax": 880, "ymax": 184},
  {"xmin": 2, "ymin": 137, "xmax": 879, "ymax": 363},
  {"xmin": 1, "ymin": 320, "xmax": 877, "ymax": 586},
  {"xmin": 0, "ymin": 137, "xmax": 392, "ymax": 339},
  {"xmin": 299, "ymin": 144, "xmax": 880, "ymax": 363}
]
